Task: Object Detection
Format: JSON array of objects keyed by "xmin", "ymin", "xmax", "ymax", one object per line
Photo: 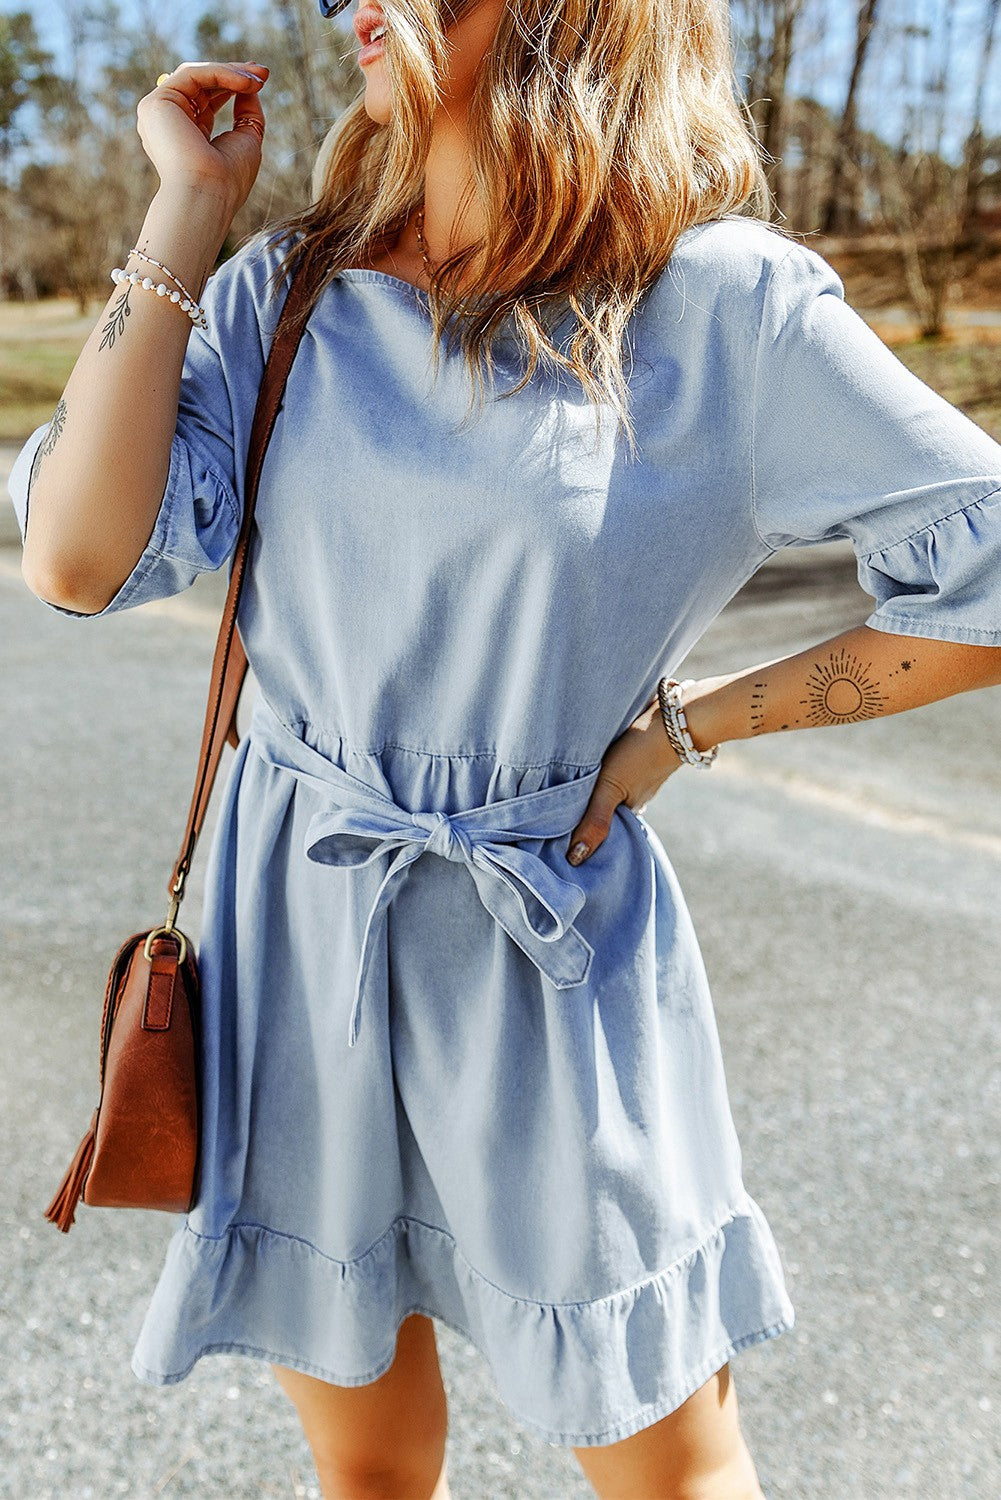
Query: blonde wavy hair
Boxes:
[{"xmin": 264, "ymin": 0, "xmax": 776, "ymax": 455}]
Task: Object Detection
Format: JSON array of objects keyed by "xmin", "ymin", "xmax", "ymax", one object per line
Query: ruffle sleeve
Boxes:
[
  {"xmin": 6, "ymin": 230, "xmax": 287, "ymax": 620},
  {"xmin": 751, "ymin": 241, "xmax": 1001, "ymax": 645},
  {"xmin": 855, "ymin": 486, "xmax": 1001, "ymax": 644}
]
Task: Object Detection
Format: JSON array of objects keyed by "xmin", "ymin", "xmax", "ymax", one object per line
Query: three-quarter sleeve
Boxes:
[
  {"xmin": 6, "ymin": 235, "xmax": 278, "ymax": 620},
  {"xmin": 751, "ymin": 241, "xmax": 1001, "ymax": 645}
]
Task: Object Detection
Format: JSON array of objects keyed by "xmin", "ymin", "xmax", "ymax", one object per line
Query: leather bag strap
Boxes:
[{"xmin": 166, "ymin": 248, "xmax": 326, "ymax": 910}]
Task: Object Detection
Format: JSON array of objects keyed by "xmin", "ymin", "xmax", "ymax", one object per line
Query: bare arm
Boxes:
[
  {"xmin": 682, "ymin": 624, "xmax": 1001, "ymax": 748},
  {"xmin": 565, "ymin": 625, "xmax": 1001, "ymax": 864},
  {"xmin": 20, "ymin": 60, "xmax": 269, "ymax": 615}
]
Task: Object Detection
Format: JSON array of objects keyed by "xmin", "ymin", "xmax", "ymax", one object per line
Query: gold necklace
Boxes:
[{"xmin": 415, "ymin": 206, "xmax": 436, "ymax": 284}]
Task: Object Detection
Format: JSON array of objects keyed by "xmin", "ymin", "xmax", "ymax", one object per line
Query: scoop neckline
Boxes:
[{"xmin": 335, "ymin": 267, "xmax": 431, "ymax": 298}]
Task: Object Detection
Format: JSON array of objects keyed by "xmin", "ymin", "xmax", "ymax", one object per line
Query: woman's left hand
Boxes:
[{"xmin": 565, "ymin": 696, "xmax": 683, "ymax": 865}]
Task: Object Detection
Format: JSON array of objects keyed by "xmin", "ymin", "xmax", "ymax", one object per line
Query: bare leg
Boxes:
[
  {"xmin": 272, "ymin": 1313, "xmax": 451, "ymax": 1499},
  {"xmin": 571, "ymin": 1363, "xmax": 764, "ymax": 1500}
]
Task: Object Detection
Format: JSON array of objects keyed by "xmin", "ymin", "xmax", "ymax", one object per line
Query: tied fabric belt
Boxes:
[{"xmin": 248, "ymin": 696, "xmax": 601, "ymax": 1048}]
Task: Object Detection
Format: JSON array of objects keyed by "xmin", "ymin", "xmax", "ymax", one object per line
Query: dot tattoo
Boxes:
[
  {"xmin": 800, "ymin": 648, "xmax": 889, "ymax": 726},
  {"xmin": 750, "ymin": 681, "xmax": 767, "ymax": 734}
]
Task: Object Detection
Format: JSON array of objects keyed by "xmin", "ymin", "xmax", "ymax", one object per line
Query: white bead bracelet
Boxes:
[
  {"xmin": 110, "ymin": 267, "xmax": 208, "ymax": 329},
  {"xmin": 127, "ymin": 246, "xmax": 200, "ymax": 310},
  {"xmin": 656, "ymin": 677, "xmax": 720, "ymax": 769}
]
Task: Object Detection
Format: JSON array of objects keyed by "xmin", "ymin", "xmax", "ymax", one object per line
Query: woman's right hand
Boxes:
[
  {"xmin": 564, "ymin": 696, "xmax": 685, "ymax": 865},
  {"xmin": 136, "ymin": 60, "xmax": 269, "ymax": 215}
]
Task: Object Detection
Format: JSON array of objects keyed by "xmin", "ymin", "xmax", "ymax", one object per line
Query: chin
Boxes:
[{"xmin": 362, "ymin": 66, "xmax": 393, "ymax": 125}]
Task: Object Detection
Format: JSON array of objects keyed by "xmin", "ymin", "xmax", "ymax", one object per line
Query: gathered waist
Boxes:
[{"xmin": 246, "ymin": 698, "xmax": 603, "ymax": 822}]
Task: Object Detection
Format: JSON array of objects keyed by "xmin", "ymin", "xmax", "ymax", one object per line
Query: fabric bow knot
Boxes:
[
  {"xmin": 411, "ymin": 809, "xmax": 474, "ymax": 863},
  {"xmin": 249, "ymin": 697, "xmax": 600, "ymax": 1048}
]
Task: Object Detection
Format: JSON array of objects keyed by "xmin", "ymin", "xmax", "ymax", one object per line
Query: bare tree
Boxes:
[
  {"xmin": 962, "ymin": 0, "xmax": 1001, "ymax": 235},
  {"xmin": 274, "ymin": 0, "xmax": 326, "ymax": 159},
  {"xmin": 820, "ymin": 0, "xmax": 880, "ymax": 234},
  {"xmin": 874, "ymin": 2, "xmax": 966, "ymax": 337},
  {"xmin": 733, "ymin": 0, "xmax": 807, "ymax": 217}
]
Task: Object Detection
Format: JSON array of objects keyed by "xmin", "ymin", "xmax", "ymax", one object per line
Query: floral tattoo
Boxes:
[
  {"xmin": 28, "ymin": 398, "xmax": 67, "ymax": 492},
  {"xmin": 100, "ymin": 285, "xmax": 131, "ymax": 350}
]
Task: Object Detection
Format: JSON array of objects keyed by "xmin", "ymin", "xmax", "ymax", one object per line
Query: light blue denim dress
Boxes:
[{"xmin": 9, "ymin": 215, "xmax": 1001, "ymax": 1446}]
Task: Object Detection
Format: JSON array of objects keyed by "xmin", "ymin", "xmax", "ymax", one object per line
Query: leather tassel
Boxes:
[{"xmin": 44, "ymin": 1109, "xmax": 99, "ymax": 1233}]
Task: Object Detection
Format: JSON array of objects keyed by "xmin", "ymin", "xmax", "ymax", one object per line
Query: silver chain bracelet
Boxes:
[{"xmin": 656, "ymin": 678, "xmax": 719, "ymax": 769}]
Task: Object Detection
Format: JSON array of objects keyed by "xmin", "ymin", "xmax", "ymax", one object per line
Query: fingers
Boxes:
[
  {"xmin": 155, "ymin": 61, "xmax": 269, "ymax": 92},
  {"xmin": 137, "ymin": 60, "xmax": 269, "ymax": 193},
  {"xmin": 145, "ymin": 61, "xmax": 268, "ymax": 126},
  {"xmin": 566, "ymin": 772, "xmax": 633, "ymax": 866},
  {"xmin": 231, "ymin": 86, "xmax": 266, "ymax": 138}
]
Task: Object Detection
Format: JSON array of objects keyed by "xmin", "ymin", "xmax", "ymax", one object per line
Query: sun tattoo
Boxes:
[{"xmin": 800, "ymin": 648, "xmax": 889, "ymax": 726}]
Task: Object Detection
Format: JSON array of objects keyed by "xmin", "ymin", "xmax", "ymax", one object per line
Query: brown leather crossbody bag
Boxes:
[{"xmin": 45, "ymin": 247, "xmax": 325, "ymax": 1232}]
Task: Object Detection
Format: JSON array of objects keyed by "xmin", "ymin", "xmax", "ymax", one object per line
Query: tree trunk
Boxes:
[
  {"xmin": 821, "ymin": 0, "xmax": 880, "ymax": 234},
  {"xmin": 962, "ymin": 0, "xmax": 1001, "ymax": 235},
  {"xmin": 275, "ymin": 0, "xmax": 324, "ymax": 159},
  {"xmin": 757, "ymin": 0, "xmax": 802, "ymax": 218}
]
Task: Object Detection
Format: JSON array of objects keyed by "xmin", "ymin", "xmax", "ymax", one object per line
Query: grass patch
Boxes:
[
  {"xmin": 891, "ymin": 338, "xmax": 1001, "ymax": 443},
  {"xmin": 0, "ymin": 341, "xmax": 87, "ymax": 439},
  {"xmin": 0, "ymin": 298, "xmax": 103, "ymax": 439}
]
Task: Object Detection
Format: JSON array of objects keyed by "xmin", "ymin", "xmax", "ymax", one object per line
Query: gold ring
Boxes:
[
  {"xmin": 156, "ymin": 72, "xmax": 172, "ymax": 86},
  {"xmin": 234, "ymin": 118, "xmax": 265, "ymax": 138}
]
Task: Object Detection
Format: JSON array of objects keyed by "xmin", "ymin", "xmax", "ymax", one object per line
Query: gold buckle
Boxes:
[
  {"xmin": 143, "ymin": 872, "xmax": 188, "ymax": 962},
  {"xmin": 143, "ymin": 925, "xmax": 188, "ymax": 965}
]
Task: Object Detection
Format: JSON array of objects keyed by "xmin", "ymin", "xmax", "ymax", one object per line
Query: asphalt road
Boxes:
[{"xmin": 1, "ymin": 526, "xmax": 999, "ymax": 1499}]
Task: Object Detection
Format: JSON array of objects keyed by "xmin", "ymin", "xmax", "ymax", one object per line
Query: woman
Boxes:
[{"xmin": 11, "ymin": 0, "xmax": 1001, "ymax": 1495}]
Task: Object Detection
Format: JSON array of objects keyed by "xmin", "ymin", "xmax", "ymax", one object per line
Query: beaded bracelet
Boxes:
[
  {"xmin": 656, "ymin": 677, "xmax": 720, "ymax": 769},
  {"xmin": 110, "ymin": 266, "xmax": 208, "ymax": 329},
  {"xmin": 127, "ymin": 246, "xmax": 201, "ymax": 310}
]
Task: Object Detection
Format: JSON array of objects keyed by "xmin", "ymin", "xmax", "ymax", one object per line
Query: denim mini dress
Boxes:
[{"xmin": 9, "ymin": 215, "xmax": 1001, "ymax": 1447}]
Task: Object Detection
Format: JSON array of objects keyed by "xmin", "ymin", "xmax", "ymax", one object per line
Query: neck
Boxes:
[
  {"xmin": 420, "ymin": 108, "xmax": 484, "ymax": 268},
  {"xmin": 387, "ymin": 0, "xmax": 508, "ymax": 290}
]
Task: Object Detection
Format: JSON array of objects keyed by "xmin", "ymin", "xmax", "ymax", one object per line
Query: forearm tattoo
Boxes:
[
  {"xmin": 99, "ymin": 283, "xmax": 131, "ymax": 351},
  {"xmin": 27, "ymin": 398, "xmax": 67, "ymax": 495},
  {"xmin": 750, "ymin": 682, "xmax": 767, "ymax": 733},
  {"xmin": 801, "ymin": 648, "xmax": 891, "ymax": 725},
  {"xmin": 752, "ymin": 646, "xmax": 895, "ymax": 733}
]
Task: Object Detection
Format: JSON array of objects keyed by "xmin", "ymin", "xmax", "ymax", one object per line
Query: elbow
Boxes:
[
  {"xmin": 20, "ymin": 488, "xmax": 135, "ymax": 615},
  {"xmin": 20, "ymin": 551, "xmax": 115, "ymax": 616}
]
